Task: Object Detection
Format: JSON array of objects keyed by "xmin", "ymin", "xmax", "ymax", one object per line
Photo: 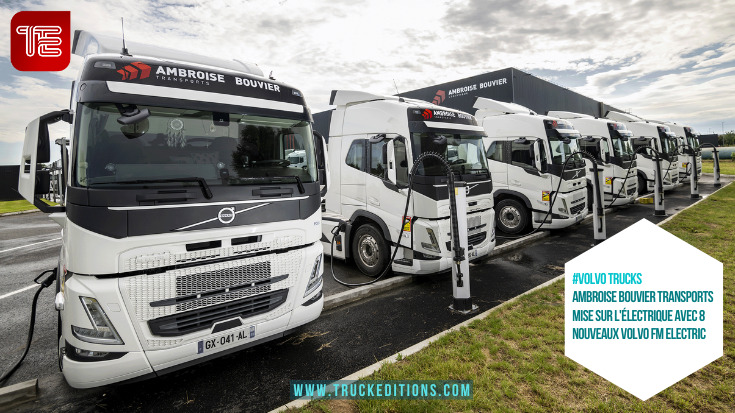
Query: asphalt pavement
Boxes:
[{"xmin": 0, "ymin": 175, "xmax": 731, "ymax": 412}]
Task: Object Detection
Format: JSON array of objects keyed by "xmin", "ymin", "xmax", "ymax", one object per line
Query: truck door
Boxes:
[
  {"xmin": 340, "ymin": 135, "xmax": 367, "ymax": 217},
  {"xmin": 486, "ymin": 140, "xmax": 508, "ymax": 190},
  {"xmin": 366, "ymin": 136, "xmax": 411, "ymax": 246},
  {"xmin": 510, "ymin": 138, "xmax": 551, "ymax": 206}
]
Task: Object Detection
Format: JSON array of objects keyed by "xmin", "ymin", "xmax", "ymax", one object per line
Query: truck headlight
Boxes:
[
  {"xmin": 421, "ymin": 228, "xmax": 441, "ymax": 253},
  {"xmin": 71, "ymin": 297, "xmax": 124, "ymax": 345},
  {"xmin": 304, "ymin": 254, "xmax": 323, "ymax": 297}
]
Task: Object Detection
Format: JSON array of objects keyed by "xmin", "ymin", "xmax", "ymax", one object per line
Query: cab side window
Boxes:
[
  {"xmin": 487, "ymin": 141, "xmax": 507, "ymax": 163},
  {"xmin": 511, "ymin": 141, "xmax": 534, "ymax": 169},
  {"xmin": 345, "ymin": 139, "xmax": 366, "ymax": 171},
  {"xmin": 369, "ymin": 140, "xmax": 387, "ymax": 178},
  {"xmin": 631, "ymin": 139, "xmax": 649, "ymax": 153}
]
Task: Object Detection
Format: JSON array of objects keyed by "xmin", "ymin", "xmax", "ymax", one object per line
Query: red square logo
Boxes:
[{"xmin": 10, "ymin": 11, "xmax": 70, "ymax": 71}]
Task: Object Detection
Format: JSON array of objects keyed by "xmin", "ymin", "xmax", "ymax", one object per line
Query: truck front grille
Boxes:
[
  {"xmin": 468, "ymin": 232, "xmax": 487, "ymax": 247},
  {"xmin": 570, "ymin": 203, "xmax": 586, "ymax": 215},
  {"xmin": 122, "ymin": 249, "xmax": 301, "ymax": 340},
  {"xmin": 148, "ymin": 290, "xmax": 288, "ymax": 337}
]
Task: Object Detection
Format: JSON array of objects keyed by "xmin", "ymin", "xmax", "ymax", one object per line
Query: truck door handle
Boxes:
[{"xmin": 368, "ymin": 196, "xmax": 380, "ymax": 206}]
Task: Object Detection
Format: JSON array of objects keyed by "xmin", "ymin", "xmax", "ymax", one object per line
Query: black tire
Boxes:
[
  {"xmin": 496, "ymin": 199, "xmax": 529, "ymax": 234},
  {"xmin": 637, "ymin": 174, "xmax": 647, "ymax": 196},
  {"xmin": 351, "ymin": 224, "xmax": 389, "ymax": 277}
]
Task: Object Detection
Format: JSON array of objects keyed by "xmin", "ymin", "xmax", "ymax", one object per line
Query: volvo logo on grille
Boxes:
[{"xmin": 218, "ymin": 207, "xmax": 235, "ymax": 224}]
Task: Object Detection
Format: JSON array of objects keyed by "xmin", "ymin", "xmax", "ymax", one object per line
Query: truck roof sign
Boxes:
[
  {"xmin": 80, "ymin": 56, "xmax": 306, "ymax": 107},
  {"xmin": 407, "ymin": 108, "xmax": 478, "ymax": 126}
]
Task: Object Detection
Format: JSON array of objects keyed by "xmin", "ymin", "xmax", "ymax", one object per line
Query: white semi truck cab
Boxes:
[
  {"xmin": 474, "ymin": 98, "xmax": 588, "ymax": 234},
  {"xmin": 17, "ymin": 31, "xmax": 328, "ymax": 388},
  {"xmin": 320, "ymin": 91, "xmax": 496, "ymax": 276},
  {"xmin": 547, "ymin": 112, "xmax": 638, "ymax": 207},
  {"xmin": 605, "ymin": 111, "xmax": 680, "ymax": 193},
  {"xmin": 659, "ymin": 122, "xmax": 702, "ymax": 183}
]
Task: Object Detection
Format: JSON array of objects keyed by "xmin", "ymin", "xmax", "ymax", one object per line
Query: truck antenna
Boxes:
[
  {"xmin": 393, "ymin": 79, "xmax": 404, "ymax": 101},
  {"xmin": 120, "ymin": 17, "xmax": 131, "ymax": 56}
]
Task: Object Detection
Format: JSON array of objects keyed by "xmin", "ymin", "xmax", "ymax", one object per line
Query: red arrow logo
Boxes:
[{"xmin": 432, "ymin": 90, "xmax": 445, "ymax": 105}]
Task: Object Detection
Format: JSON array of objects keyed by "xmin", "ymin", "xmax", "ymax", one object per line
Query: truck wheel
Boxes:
[
  {"xmin": 496, "ymin": 199, "xmax": 529, "ymax": 234},
  {"xmin": 637, "ymin": 175, "xmax": 647, "ymax": 196},
  {"xmin": 352, "ymin": 224, "xmax": 389, "ymax": 277}
]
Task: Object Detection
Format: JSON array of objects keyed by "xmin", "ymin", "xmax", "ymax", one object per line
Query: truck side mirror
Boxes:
[
  {"xmin": 314, "ymin": 131, "xmax": 330, "ymax": 197},
  {"xmin": 18, "ymin": 110, "xmax": 71, "ymax": 213},
  {"xmin": 532, "ymin": 140, "xmax": 543, "ymax": 171},
  {"xmin": 386, "ymin": 140, "xmax": 397, "ymax": 184}
]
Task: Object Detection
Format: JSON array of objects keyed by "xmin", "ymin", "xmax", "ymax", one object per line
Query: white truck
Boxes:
[
  {"xmin": 474, "ymin": 98, "xmax": 588, "ymax": 234},
  {"xmin": 18, "ymin": 31, "xmax": 328, "ymax": 388},
  {"xmin": 320, "ymin": 91, "xmax": 496, "ymax": 276},
  {"xmin": 656, "ymin": 121, "xmax": 702, "ymax": 183},
  {"xmin": 547, "ymin": 111, "xmax": 638, "ymax": 207},
  {"xmin": 605, "ymin": 111, "xmax": 680, "ymax": 193}
]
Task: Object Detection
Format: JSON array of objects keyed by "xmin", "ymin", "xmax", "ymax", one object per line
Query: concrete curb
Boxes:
[
  {"xmin": 324, "ymin": 231, "xmax": 551, "ymax": 312},
  {"xmin": 484, "ymin": 231, "xmax": 549, "ymax": 260},
  {"xmin": 0, "ymin": 209, "xmax": 39, "ymax": 217},
  {"xmin": 0, "ymin": 379, "xmax": 38, "ymax": 410},
  {"xmin": 323, "ymin": 276, "xmax": 412, "ymax": 311}
]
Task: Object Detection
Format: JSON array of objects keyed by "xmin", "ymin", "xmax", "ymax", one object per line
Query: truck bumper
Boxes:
[{"xmin": 60, "ymin": 241, "xmax": 324, "ymax": 389}]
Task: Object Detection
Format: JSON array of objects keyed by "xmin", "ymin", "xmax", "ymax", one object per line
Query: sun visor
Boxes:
[{"xmin": 71, "ymin": 30, "xmax": 263, "ymax": 77}]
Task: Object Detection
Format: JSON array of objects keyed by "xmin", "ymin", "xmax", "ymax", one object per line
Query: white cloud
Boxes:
[{"xmin": 0, "ymin": 0, "xmax": 734, "ymax": 153}]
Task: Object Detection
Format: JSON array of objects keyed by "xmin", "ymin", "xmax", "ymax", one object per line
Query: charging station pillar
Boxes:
[
  {"xmin": 449, "ymin": 181, "xmax": 477, "ymax": 314},
  {"xmin": 591, "ymin": 166, "xmax": 606, "ymax": 241},
  {"xmin": 654, "ymin": 155, "xmax": 666, "ymax": 216},
  {"xmin": 689, "ymin": 152, "xmax": 700, "ymax": 199},
  {"xmin": 713, "ymin": 149, "xmax": 721, "ymax": 187}
]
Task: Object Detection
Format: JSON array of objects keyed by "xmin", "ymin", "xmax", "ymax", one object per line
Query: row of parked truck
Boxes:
[
  {"xmin": 15, "ymin": 32, "xmax": 702, "ymax": 388},
  {"xmin": 319, "ymin": 93, "xmax": 702, "ymax": 277}
]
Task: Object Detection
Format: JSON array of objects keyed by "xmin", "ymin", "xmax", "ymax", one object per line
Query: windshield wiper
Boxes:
[
  {"xmin": 100, "ymin": 177, "xmax": 213, "ymax": 199},
  {"xmin": 230, "ymin": 176, "xmax": 305, "ymax": 194}
]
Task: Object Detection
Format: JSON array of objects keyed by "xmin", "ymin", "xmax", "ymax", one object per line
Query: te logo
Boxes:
[{"xmin": 11, "ymin": 11, "xmax": 70, "ymax": 71}]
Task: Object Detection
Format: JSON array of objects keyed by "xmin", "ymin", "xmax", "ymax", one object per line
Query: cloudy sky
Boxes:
[{"xmin": 1, "ymin": 0, "xmax": 734, "ymax": 164}]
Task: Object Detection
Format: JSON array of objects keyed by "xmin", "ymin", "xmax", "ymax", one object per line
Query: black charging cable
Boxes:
[
  {"xmin": 330, "ymin": 152, "xmax": 459, "ymax": 287},
  {"xmin": 0, "ymin": 269, "xmax": 57, "ymax": 385}
]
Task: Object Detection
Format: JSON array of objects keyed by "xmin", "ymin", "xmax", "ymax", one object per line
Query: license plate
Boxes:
[
  {"xmin": 197, "ymin": 325, "xmax": 256, "ymax": 354},
  {"xmin": 468, "ymin": 249, "xmax": 478, "ymax": 258},
  {"xmin": 575, "ymin": 214, "xmax": 583, "ymax": 222}
]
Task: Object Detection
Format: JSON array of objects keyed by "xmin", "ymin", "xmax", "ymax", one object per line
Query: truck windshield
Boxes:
[
  {"xmin": 610, "ymin": 132, "xmax": 635, "ymax": 160},
  {"xmin": 410, "ymin": 132, "xmax": 488, "ymax": 176},
  {"xmin": 548, "ymin": 133, "xmax": 583, "ymax": 165},
  {"xmin": 666, "ymin": 136, "xmax": 679, "ymax": 156},
  {"xmin": 74, "ymin": 103, "xmax": 317, "ymax": 188},
  {"xmin": 687, "ymin": 136, "xmax": 700, "ymax": 150}
]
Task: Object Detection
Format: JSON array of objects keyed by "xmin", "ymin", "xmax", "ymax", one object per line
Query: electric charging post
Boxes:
[
  {"xmin": 699, "ymin": 143, "xmax": 721, "ymax": 187},
  {"xmin": 653, "ymin": 151, "xmax": 666, "ymax": 216},
  {"xmin": 686, "ymin": 145, "xmax": 700, "ymax": 199},
  {"xmin": 590, "ymin": 164, "xmax": 606, "ymax": 242},
  {"xmin": 448, "ymin": 181, "xmax": 477, "ymax": 315},
  {"xmin": 635, "ymin": 141, "xmax": 666, "ymax": 216}
]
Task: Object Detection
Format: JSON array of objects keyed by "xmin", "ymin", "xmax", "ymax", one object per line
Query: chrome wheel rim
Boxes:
[
  {"xmin": 499, "ymin": 206, "xmax": 521, "ymax": 230},
  {"xmin": 358, "ymin": 234, "xmax": 380, "ymax": 267}
]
